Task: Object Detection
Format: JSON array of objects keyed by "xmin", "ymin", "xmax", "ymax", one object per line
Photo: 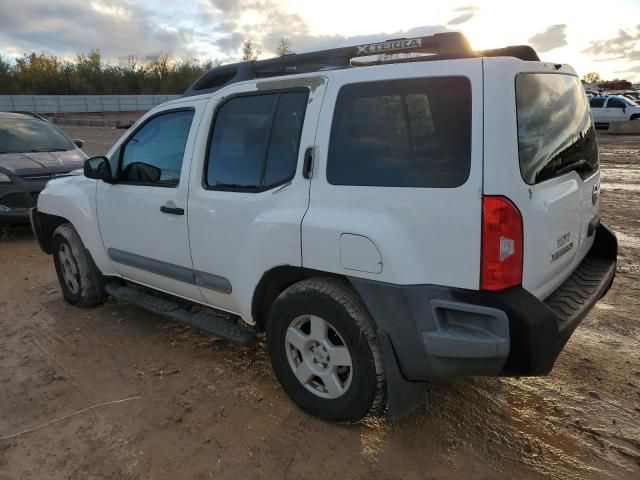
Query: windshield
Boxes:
[
  {"xmin": 0, "ymin": 118, "xmax": 75, "ymax": 154},
  {"xmin": 516, "ymin": 73, "xmax": 598, "ymax": 185}
]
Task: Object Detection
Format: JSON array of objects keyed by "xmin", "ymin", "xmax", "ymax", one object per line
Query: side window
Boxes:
[
  {"xmin": 119, "ymin": 110, "xmax": 194, "ymax": 186},
  {"xmin": 607, "ymin": 98, "xmax": 625, "ymax": 108},
  {"xmin": 589, "ymin": 97, "xmax": 605, "ymax": 108},
  {"xmin": 205, "ymin": 91, "xmax": 308, "ymax": 191},
  {"xmin": 327, "ymin": 77, "xmax": 471, "ymax": 188}
]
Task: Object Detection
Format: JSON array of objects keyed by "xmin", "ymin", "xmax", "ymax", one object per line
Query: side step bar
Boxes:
[{"xmin": 105, "ymin": 283, "xmax": 257, "ymax": 346}]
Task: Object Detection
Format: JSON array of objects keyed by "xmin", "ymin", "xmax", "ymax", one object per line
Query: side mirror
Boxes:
[
  {"xmin": 73, "ymin": 139, "xmax": 85, "ymax": 148},
  {"xmin": 84, "ymin": 156, "xmax": 113, "ymax": 182}
]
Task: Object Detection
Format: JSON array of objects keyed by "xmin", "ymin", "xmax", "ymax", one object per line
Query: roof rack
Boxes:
[{"xmin": 183, "ymin": 32, "xmax": 540, "ymax": 97}]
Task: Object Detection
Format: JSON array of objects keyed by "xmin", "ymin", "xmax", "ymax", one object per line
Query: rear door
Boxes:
[
  {"xmin": 484, "ymin": 60, "xmax": 600, "ymax": 299},
  {"xmin": 187, "ymin": 77, "xmax": 327, "ymax": 321}
]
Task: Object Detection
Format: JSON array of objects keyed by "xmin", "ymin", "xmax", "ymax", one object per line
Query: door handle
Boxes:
[
  {"xmin": 303, "ymin": 147, "xmax": 314, "ymax": 179},
  {"xmin": 160, "ymin": 205, "xmax": 184, "ymax": 215}
]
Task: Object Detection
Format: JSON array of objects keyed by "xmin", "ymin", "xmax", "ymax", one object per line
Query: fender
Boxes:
[{"xmin": 36, "ymin": 176, "xmax": 116, "ymax": 276}]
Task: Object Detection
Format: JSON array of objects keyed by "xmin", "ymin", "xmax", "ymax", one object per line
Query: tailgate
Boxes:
[{"xmin": 483, "ymin": 60, "xmax": 600, "ymax": 299}]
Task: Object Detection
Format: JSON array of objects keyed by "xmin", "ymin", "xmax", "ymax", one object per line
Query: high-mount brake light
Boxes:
[{"xmin": 481, "ymin": 196, "xmax": 523, "ymax": 291}]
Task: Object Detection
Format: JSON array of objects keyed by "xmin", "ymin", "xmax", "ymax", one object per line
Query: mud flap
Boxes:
[{"xmin": 378, "ymin": 330, "xmax": 429, "ymax": 421}]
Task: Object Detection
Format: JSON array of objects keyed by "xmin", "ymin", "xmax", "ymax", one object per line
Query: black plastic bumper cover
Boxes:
[{"xmin": 350, "ymin": 225, "xmax": 617, "ymax": 383}]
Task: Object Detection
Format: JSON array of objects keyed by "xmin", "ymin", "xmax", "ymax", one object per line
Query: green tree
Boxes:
[
  {"xmin": 0, "ymin": 51, "xmax": 223, "ymax": 95},
  {"xmin": 74, "ymin": 50, "xmax": 103, "ymax": 93},
  {"xmin": 242, "ymin": 40, "xmax": 260, "ymax": 61},
  {"xmin": 0, "ymin": 55, "xmax": 13, "ymax": 93},
  {"xmin": 14, "ymin": 52, "xmax": 64, "ymax": 94},
  {"xmin": 276, "ymin": 38, "xmax": 294, "ymax": 56},
  {"xmin": 582, "ymin": 72, "xmax": 601, "ymax": 84}
]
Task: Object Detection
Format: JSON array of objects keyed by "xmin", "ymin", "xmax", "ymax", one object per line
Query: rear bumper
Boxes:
[{"xmin": 350, "ymin": 225, "xmax": 617, "ymax": 380}]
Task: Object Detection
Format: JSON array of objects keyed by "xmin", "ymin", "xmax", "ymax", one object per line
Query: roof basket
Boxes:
[{"xmin": 183, "ymin": 32, "xmax": 539, "ymax": 97}]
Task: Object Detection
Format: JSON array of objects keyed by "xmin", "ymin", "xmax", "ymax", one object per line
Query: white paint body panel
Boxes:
[
  {"xmin": 483, "ymin": 59, "xmax": 598, "ymax": 299},
  {"xmin": 302, "ymin": 60, "xmax": 484, "ymax": 289}
]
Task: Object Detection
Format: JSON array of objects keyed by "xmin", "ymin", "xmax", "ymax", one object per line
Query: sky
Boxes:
[{"xmin": 0, "ymin": 0, "xmax": 639, "ymax": 82}]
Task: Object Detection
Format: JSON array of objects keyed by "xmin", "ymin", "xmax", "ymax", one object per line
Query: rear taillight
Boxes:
[{"xmin": 481, "ymin": 196, "xmax": 523, "ymax": 291}]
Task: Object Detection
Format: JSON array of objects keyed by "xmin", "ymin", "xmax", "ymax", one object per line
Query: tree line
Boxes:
[{"xmin": 0, "ymin": 39, "xmax": 294, "ymax": 95}]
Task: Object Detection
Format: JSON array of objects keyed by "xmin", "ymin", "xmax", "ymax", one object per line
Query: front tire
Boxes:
[
  {"xmin": 52, "ymin": 223, "xmax": 106, "ymax": 307},
  {"xmin": 266, "ymin": 277, "xmax": 386, "ymax": 422}
]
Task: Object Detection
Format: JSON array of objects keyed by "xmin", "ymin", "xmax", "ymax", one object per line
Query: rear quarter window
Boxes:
[{"xmin": 327, "ymin": 77, "xmax": 472, "ymax": 188}]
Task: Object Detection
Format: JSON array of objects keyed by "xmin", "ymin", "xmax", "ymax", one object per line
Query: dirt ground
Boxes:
[{"xmin": 0, "ymin": 128, "xmax": 638, "ymax": 479}]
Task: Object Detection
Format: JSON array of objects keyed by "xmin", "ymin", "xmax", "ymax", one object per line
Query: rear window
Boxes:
[
  {"xmin": 516, "ymin": 73, "xmax": 598, "ymax": 185},
  {"xmin": 205, "ymin": 91, "xmax": 308, "ymax": 191},
  {"xmin": 327, "ymin": 77, "xmax": 471, "ymax": 188}
]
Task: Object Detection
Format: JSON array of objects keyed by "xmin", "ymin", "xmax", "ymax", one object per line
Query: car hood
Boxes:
[{"xmin": 0, "ymin": 149, "xmax": 87, "ymax": 176}]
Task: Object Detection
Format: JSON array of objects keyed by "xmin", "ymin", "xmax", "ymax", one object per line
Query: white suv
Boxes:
[
  {"xmin": 31, "ymin": 32, "xmax": 617, "ymax": 423},
  {"xmin": 589, "ymin": 95, "xmax": 640, "ymax": 125}
]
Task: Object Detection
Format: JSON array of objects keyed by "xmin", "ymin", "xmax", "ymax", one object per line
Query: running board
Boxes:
[{"xmin": 105, "ymin": 283, "xmax": 257, "ymax": 346}]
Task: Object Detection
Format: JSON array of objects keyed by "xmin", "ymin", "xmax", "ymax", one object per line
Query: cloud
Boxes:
[
  {"xmin": 203, "ymin": 0, "xmax": 449, "ymax": 57},
  {"xmin": 0, "ymin": 0, "xmax": 450, "ymax": 63},
  {"xmin": 582, "ymin": 26, "xmax": 640, "ymax": 60},
  {"xmin": 0, "ymin": 0, "xmax": 203, "ymax": 59},
  {"xmin": 528, "ymin": 24, "xmax": 567, "ymax": 53},
  {"xmin": 583, "ymin": 26, "xmax": 640, "ymax": 81},
  {"xmin": 447, "ymin": 5, "xmax": 478, "ymax": 26}
]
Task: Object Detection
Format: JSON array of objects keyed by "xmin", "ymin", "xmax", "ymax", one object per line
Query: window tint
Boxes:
[
  {"xmin": 589, "ymin": 97, "xmax": 605, "ymax": 108},
  {"xmin": 206, "ymin": 91, "xmax": 307, "ymax": 190},
  {"xmin": 119, "ymin": 110, "xmax": 194, "ymax": 185},
  {"xmin": 327, "ymin": 77, "xmax": 471, "ymax": 188},
  {"xmin": 516, "ymin": 74, "xmax": 598, "ymax": 185},
  {"xmin": 264, "ymin": 92, "xmax": 307, "ymax": 186},
  {"xmin": 607, "ymin": 97, "xmax": 626, "ymax": 108}
]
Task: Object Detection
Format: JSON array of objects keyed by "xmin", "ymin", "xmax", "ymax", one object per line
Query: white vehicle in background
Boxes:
[
  {"xmin": 30, "ymin": 32, "xmax": 617, "ymax": 423},
  {"xmin": 589, "ymin": 95, "xmax": 640, "ymax": 126}
]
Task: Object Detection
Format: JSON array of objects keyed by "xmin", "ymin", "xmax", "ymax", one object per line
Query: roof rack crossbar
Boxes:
[{"xmin": 183, "ymin": 32, "xmax": 540, "ymax": 97}]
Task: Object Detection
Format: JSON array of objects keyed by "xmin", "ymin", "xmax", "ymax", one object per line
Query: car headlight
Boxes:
[{"xmin": 0, "ymin": 173, "xmax": 12, "ymax": 183}]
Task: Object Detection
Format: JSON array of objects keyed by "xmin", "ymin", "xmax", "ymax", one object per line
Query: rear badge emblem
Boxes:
[{"xmin": 552, "ymin": 232, "xmax": 573, "ymax": 263}]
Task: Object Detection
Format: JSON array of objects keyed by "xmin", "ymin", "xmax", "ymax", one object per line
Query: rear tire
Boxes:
[
  {"xmin": 52, "ymin": 223, "xmax": 106, "ymax": 307},
  {"xmin": 266, "ymin": 277, "xmax": 386, "ymax": 423}
]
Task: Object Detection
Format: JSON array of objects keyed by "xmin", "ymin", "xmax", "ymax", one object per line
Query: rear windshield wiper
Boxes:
[{"xmin": 556, "ymin": 159, "xmax": 592, "ymax": 176}]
